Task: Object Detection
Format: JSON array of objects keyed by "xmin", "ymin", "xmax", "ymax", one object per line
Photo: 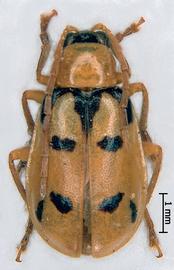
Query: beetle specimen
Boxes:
[{"xmin": 9, "ymin": 9, "xmax": 163, "ymax": 261}]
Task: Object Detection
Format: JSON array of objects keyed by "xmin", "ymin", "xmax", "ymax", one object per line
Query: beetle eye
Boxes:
[
  {"xmin": 63, "ymin": 32, "xmax": 77, "ymax": 48},
  {"xmin": 94, "ymin": 30, "xmax": 110, "ymax": 47}
]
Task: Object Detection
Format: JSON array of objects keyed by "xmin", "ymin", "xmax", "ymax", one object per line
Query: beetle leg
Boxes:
[
  {"xmin": 115, "ymin": 17, "xmax": 145, "ymax": 42},
  {"xmin": 9, "ymin": 146, "xmax": 30, "ymax": 201},
  {"xmin": 16, "ymin": 218, "xmax": 33, "ymax": 262},
  {"xmin": 144, "ymin": 208, "xmax": 163, "ymax": 258},
  {"xmin": 22, "ymin": 90, "xmax": 45, "ymax": 135},
  {"xmin": 9, "ymin": 147, "xmax": 34, "ymax": 262},
  {"xmin": 129, "ymin": 82, "xmax": 149, "ymax": 132},
  {"xmin": 142, "ymin": 141, "xmax": 163, "ymax": 257},
  {"xmin": 143, "ymin": 142, "xmax": 162, "ymax": 203},
  {"xmin": 36, "ymin": 9, "xmax": 58, "ymax": 85}
]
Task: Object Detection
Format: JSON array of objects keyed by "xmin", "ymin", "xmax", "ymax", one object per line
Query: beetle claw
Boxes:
[
  {"xmin": 155, "ymin": 245, "xmax": 163, "ymax": 258},
  {"xmin": 150, "ymin": 238, "xmax": 163, "ymax": 258},
  {"xmin": 16, "ymin": 247, "xmax": 23, "ymax": 263}
]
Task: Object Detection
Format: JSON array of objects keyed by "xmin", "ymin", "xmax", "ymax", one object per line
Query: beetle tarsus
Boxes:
[
  {"xmin": 144, "ymin": 208, "xmax": 163, "ymax": 258},
  {"xmin": 150, "ymin": 237, "xmax": 163, "ymax": 258},
  {"xmin": 149, "ymin": 227, "xmax": 163, "ymax": 258},
  {"xmin": 15, "ymin": 219, "xmax": 33, "ymax": 263},
  {"xmin": 156, "ymin": 247, "xmax": 163, "ymax": 258},
  {"xmin": 16, "ymin": 247, "xmax": 23, "ymax": 263}
]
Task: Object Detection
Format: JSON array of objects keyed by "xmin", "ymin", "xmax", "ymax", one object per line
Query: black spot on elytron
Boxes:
[
  {"xmin": 99, "ymin": 192, "xmax": 125, "ymax": 213},
  {"xmin": 51, "ymin": 88, "xmax": 70, "ymax": 107},
  {"xmin": 50, "ymin": 192, "xmax": 73, "ymax": 214},
  {"xmin": 40, "ymin": 98, "xmax": 46, "ymax": 124},
  {"xmin": 74, "ymin": 90, "xmax": 101, "ymax": 133},
  {"xmin": 126, "ymin": 99, "xmax": 133, "ymax": 124},
  {"xmin": 105, "ymin": 87, "xmax": 122, "ymax": 103},
  {"xmin": 51, "ymin": 86, "xmax": 123, "ymax": 133},
  {"xmin": 97, "ymin": 136, "xmax": 123, "ymax": 152},
  {"xmin": 36, "ymin": 200, "xmax": 44, "ymax": 222},
  {"xmin": 130, "ymin": 200, "xmax": 137, "ymax": 223},
  {"xmin": 63, "ymin": 30, "xmax": 110, "ymax": 48},
  {"xmin": 50, "ymin": 135, "xmax": 76, "ymax": 151},
  {"xmin": 44, "ymin": 86, "xmax": 123, "ymax": 127}
]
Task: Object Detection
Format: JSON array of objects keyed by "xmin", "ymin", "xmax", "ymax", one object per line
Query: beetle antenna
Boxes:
[
  {"xmin": 115, "ymin": 17, "xmax": 145, "ymax": 42},
  {"xmin": 37, "ymin": 9, "xmax": 58, "ymax": 84},
  {"xmin": 40, "ymin": 25, "xmax": 78, "ymax": 199}
]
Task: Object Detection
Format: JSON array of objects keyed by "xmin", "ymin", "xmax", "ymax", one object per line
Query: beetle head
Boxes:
[{"xmin": 56, "ymin": 30, "xmax": 121, "ymax": 89}]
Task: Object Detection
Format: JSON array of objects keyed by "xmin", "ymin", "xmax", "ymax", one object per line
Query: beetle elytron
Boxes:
[{"xmin": 9, "ymin": 9, "xmax": 163, "ymax": 261}]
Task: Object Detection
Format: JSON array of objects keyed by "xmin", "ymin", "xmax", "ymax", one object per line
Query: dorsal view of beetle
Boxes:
[{"xmin": 9, "ymin": 9, "xmax": 163, "ymax": 262}]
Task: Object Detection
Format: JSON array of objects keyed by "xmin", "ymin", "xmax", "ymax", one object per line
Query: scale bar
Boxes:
[{"xmin": 159, "ymin": 192, "xmax": 168, "ymax": 233}]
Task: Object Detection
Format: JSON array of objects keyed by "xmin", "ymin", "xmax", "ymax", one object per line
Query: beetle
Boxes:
[{"xmin": 9, "ymin": 9, "xmax": 163, "ymax": 262}]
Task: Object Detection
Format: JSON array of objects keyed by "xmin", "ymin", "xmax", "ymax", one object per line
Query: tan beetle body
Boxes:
[
  {"xmin": 9, "ymin": 10, "xmax": 163, "ymax": 262},
  {"xmin": 26, "ymin": 87, "xmax": 147, "ymax": 257}
]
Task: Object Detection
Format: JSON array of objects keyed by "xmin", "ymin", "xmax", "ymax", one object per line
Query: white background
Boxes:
[{"xmin": 0, "ymin": 0, "xmax": 174, "ymax": 269}]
